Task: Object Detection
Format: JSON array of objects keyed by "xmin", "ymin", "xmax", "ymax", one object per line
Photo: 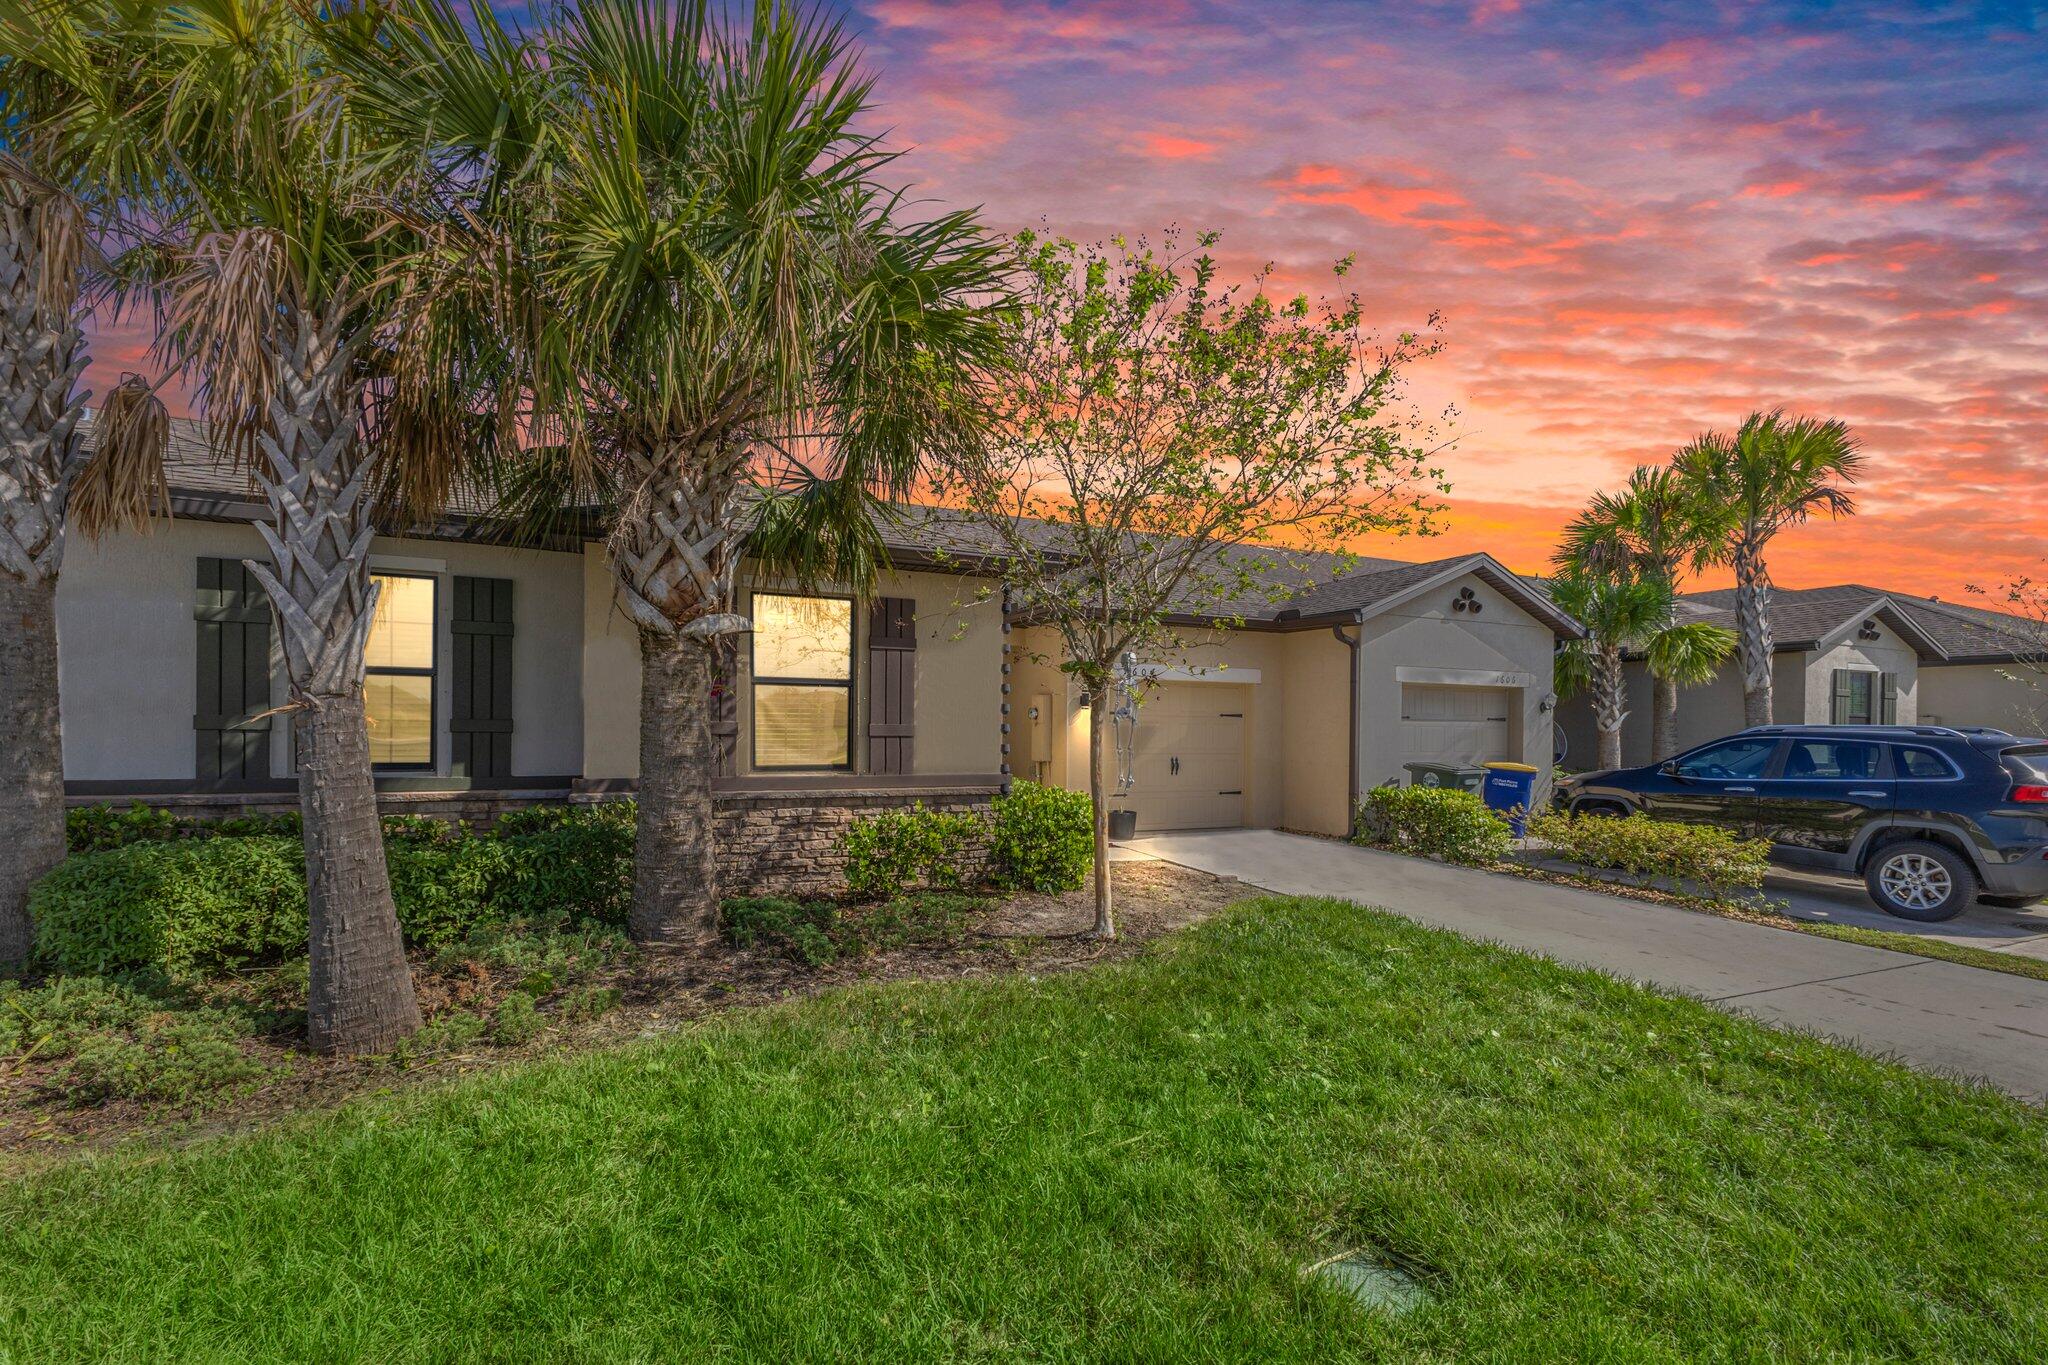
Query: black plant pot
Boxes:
[{"xmin": 1108, "ymin": 809, "xmax": 1138, "ymax": 842}]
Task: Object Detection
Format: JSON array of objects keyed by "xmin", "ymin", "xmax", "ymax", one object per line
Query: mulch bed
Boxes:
[{"xmin": 0, "ymin": 861, "xmax": 1248, "ymax": 1161}]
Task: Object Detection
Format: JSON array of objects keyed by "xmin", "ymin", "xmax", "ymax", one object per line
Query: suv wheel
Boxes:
[{"xmin": 1864, "ymin": 840, "xmax": 1976, "ymax": 922}]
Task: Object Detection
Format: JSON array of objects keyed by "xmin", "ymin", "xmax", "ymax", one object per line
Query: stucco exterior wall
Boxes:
[
  {"xmin": 1803, "ymin": 621, "xmax": 1919, "ymax": 724},
  {"xmin": 1560, "ymin": 626, "xmax": 1931, "ymax": 770},
  {"xmin": 57, "ymin": 519, "xmax": 587, "ymax": 782},
  {"xmin": 577, "ymin": 549, "xmax": 1002, "ymax": 780},
  {"xmin": 1018, "ymin": 567, "xmax": 1563, "ymax": 837},
  {"xmin": 1278, "ymin": 628, "xmax": 1352, "ymax": 835},
  {"xmin": 1354, "ymin": 570, "xmax": 1558, "ymax": 813},
  {"xmin": 1921, "ymin": 663, "xmax": 2047, "ymax": 735}
]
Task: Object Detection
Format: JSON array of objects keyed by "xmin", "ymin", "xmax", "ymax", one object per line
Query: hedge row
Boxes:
[
  {"xmin": 38, "ymin": 785, "xmax": 1094, "ymax": 980},
  {"xmin": 32, "ymin": 806, "xmax": 635, "ymax": 978},
  {"xmin": 1352, "ymin": 784, "xmax": 1771, "ymax": 902},
  {"xmin": 1353, "ymin": 785, "xmax": 1511, "ymax": 866},
  {"xmin": 1526, "ymin": 810, "xmax": 1770, "ymax": 900}
]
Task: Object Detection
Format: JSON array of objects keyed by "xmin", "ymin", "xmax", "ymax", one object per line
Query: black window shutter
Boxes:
[
  {"xmin": 194, "ymin": 557, "xmax": 273, "ymax": 786},
  {"xmin": 1880, "ymin": 672, "xmax": 1898, "ymax": 725},
  {"xmin": 451, "ymin": 576, "xmax": 514, "ymax": 779},
  {"xmin": 866, "ymin": 596, "xmax": 916, "ymax": 775},
  {"xmin": 711, "ymin": 638, "xmax": 739, "ymax": 778},
  {"xmin": 1830, "ymin": 669, "xmax": 1852, "ymax": 724}
]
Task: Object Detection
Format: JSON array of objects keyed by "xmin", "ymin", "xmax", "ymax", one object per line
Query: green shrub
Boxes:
[
  {"xmin": 66, "ymin": 802, "xmax": 299, "ymax": 853},
  {"xmin": 66, "ymin": 802, "xmax": 181, "ymax": 853},
  {"xmin": 721, "ymin": 890, "xmax": 986, "ymax": 966},
  {"xmin": 0, "ymin": 976, "xmax": 268, "ymax": 1104},
  {"xmin": 1354, "ymin": 785, "xmax": 1512, "ymax": 866},
  {"xmin": 491, "ymin": 992, "xmax": 543, "ymax": 1045},
  {"xmin": 30, "ymin": 837, "xmax": 308, "ymax": 978},
  {"xmin": 722, "ymin": 896, "xmax": 843, "ymax": 965},
  {"xmin": 60, "ymin": 1010, "xmax": 267, "ymax": 1104},
  {"xmin": 431, "ymin": 919, "xmax": 629, "ymax": 983},
  {"xmin": 387, "ymin": 836, "xmax": 512, "ymax": 950},
  {"xmin": 0, "ymin": 974, "xmax": 154, "ymax": 1059},
  {"xmin": 1526, "ymin": 810, "xmax": 1769, "ymax": 900},
  {"xmin": 841, "ymin": 803, "xmax": 983, "ymax": 900},
  {"xmin": 857, "ymin": 891, "xmax": 980, "ymax": 952},
  {"xmin": 559, "ymin": 984, "xmax": 622, "ymax": 1023},
  {"xmin": 396, "ymin": 1011, "xmax": 489, "ymax": 1060},
  {"xmin": 989, "ymin": 781, "xmax": 1092, "ymax": 893},
  {"xmin": 494, "ymin": 806, "xmax": 635, "ymax": 928}
]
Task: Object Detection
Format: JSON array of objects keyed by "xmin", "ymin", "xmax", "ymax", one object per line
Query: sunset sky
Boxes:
[{"xmin": 82, "ymin": 1, "xmax": 2047, "ymax": 599}]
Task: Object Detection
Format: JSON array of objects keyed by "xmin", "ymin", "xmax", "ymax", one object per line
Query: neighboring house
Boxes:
[
  {"xmin": 1559, "ymin": 583, "xmax": 2046, "ymax": 768},
  {"xmin": 54, "ymin": 420, "xmax": 1580, "ymax": 856}
]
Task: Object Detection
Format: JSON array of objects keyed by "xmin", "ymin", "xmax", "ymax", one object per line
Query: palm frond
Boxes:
[
  {"xmin": 67, "ymin": 372, "xmax": 170, "ymax": 538},
  {"xmin": 159, "ymin": 226, "xmax": 285, "ymax": 467},
  {"xmin": 1646, "ymin": 620, "xmax": 1736, "ymax": 688}
]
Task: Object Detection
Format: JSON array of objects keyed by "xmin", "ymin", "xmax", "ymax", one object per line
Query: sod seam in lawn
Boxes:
[{"xmin": 2, "ymin": 896, "xmax": 2043, "ymax": 1362}]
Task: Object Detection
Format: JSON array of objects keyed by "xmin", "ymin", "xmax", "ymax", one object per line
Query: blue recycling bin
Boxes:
[{"xmin": 1481, "ymin": 761, "xmax": 1541, "ymax": 836}]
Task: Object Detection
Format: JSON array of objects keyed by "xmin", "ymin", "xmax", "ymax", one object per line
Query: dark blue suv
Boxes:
[{"xmin": 1554, "ymin": 725, "xmax": 2048, "ymax": 921}]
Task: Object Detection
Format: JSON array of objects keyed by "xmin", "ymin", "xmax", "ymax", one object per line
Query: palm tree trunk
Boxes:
[
  {"xmin": 295, "ymin": 694, "xmax": 417, "ymax": 1050},
  {"xmin": 0, "ymin": 178, "xmax": 90, "ymax": 965},
  {"xmin": 610, "ymin": 442, "xmax": 746, "ymax": 949},
  {"xmin": 1733, "ymin": 543, "xmax": 1774, "ymax": 726},
  {"xmin": 1593, "ymin": 643, "xmax": 1627, "ymax": 771},
  {"xmin": 242, "ymin": 296, "xmax": 418, "ymax": 1053},
  {"xmin": 0, "ymin": 572, "xmax": 65, "ymax": 963},
  {"xmin": 1088, "ymin": 681, "xmax": 1114, "ymax": 939},
  {"xmin": 1651, "ymin": 673, "xmax": 1680, "ymax": 761},
  {"xmin": 629, "ymin": 628, "xmax": 719, "ymax": 949}
]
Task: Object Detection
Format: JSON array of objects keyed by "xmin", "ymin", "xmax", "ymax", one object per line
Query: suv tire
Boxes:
[{"xmin": 1864, "ymin": 839, "xmax": 1977, "ymax": 922}]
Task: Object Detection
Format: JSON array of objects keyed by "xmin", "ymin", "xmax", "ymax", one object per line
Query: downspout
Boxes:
[{"xmin": 1332, "ymin": 617, "xmax": 1363, "ymax": 831}]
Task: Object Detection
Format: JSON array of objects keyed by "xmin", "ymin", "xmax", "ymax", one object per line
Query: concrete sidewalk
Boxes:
[{"xmin": 1127, "ymin": 829, "xmax": 2048, "ymax": 1101}]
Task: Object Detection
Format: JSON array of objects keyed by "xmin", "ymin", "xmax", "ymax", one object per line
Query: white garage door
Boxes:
[
  {"xmin": 1400, "ymin": 684, "xmax": 1512, "ymax": 769},
  {"xmin": 1125, "ymin": 683, "xmax": 1248, "ymax": 832}
]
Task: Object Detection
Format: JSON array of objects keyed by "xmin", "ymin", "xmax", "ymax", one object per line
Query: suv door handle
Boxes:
[
  {"xmin": 1848, "ymin": 790, "xmax": 1887, "ymax": 799},
  {"xmin": 1725, "ymin": 786, "xmax": 1756, "ymax": 793}
]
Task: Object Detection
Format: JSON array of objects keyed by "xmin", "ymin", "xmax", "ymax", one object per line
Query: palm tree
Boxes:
[
  {"xmin": 1559, "ymin": 465, "xmax": 1733, "ymax": 758},
  {"xmin": 1550, "ymin": 564, "xmax": 1672, "ymax": 772},
  {"xmin": 1644, "ymin": 621, "xmax": 1736, "ymax": 758},
  {"xmin": 87, "ymin": 0, "xmax": 506, "ymax": 1050},
  {"xmin": 1676, "ymin": 411, "xmax": 1862, "ymax": 726},
  {"xmin": 0, "ymin": 3, "xmax": 171, "ymax": 964},
  {"xmin": 352, "ymin": 0, "xmax": 1006, "ymax": 949}
]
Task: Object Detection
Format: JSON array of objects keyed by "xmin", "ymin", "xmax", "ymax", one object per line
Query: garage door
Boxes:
[
  {"xmin": 1125, "ymin": 683, "xmax": 1248, "ymax": 832},
  {"xmin": 1400, "ymin": 684, "xmax": 1512, "ymax": 768}
]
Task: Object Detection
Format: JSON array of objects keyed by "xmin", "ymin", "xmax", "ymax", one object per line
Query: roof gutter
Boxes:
[{"xmin": 1333, "ymin": 616, "xmax": 1363, "ymax": 830}]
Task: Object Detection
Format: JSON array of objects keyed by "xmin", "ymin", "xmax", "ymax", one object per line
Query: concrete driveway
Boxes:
[
  {"xmin": 1125, "ymin": 829, "xmax": 2048, "ymax": 1101},
  {"xmin": 1762, "ymin": 866, "xmax": 2048, "ymax": 959}
]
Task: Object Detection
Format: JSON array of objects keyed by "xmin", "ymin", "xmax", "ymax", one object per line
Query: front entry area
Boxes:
[
  {"xmin": 1400, "ymin": 683, "xmax": 1512, "ymax": 769},
  {"xmin": 1124, "ymin": 682, "xmax": 1248, "ymax": 832}
]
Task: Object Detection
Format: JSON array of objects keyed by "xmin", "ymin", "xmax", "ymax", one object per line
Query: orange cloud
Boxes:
[{"xmin": 1134, "ymin": 131, "xmax": 1217, "ymax": 159}]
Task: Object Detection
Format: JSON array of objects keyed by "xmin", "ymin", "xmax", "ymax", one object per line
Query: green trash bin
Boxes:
[{"xmin": 1403, "ymin": 762, "xmax": 1486, "ymax": 793}]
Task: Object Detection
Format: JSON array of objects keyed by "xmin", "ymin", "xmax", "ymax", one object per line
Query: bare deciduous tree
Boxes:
[{"xmin": 930, "ymin": 229, "xmax": 1445, "ymax": 938}]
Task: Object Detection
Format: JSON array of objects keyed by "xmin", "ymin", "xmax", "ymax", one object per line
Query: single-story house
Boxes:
[
  {"xmin": 1559, "ymin": 583, "xmax": 2045, "ymax": 768},
  {"xmin": 53, "ymin": 420, "xmax": 1581, "ymax": 877}
]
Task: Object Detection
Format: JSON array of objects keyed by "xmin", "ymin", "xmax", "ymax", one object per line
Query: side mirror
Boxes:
[{"xmin": 1659, "ymin": 760, "xmax": 1682, "ymax": 779}]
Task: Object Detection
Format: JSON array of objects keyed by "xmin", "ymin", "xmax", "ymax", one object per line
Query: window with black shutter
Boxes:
[
  {"xmin": 194, "ymin": 557, "xmax": 273, "ymax": 786},
  {"xmin": 450, "ymin": 576, "xmax": 514, "ymax": 780}
]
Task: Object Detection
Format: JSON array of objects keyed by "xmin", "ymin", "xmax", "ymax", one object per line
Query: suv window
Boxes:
[
  {"xmin": 1896, "ymin": 747, "xmax": 1959, "ymax": 780},
  {"xmin": 2000, "ymin": 747, "xmax": 2048, "ymax": 783},
  {"xmin": 1674, "ymin": 738, "xmax": 1778, "ymax": 779},
  {"xmin": 1782, "ymin": 740, "xmax": 1882, "ymax": 780}
]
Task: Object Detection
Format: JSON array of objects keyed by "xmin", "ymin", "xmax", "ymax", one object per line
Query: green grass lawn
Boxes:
[{"xmin": 3, "ymin": 895, "xmax": 2044, "ymax": 1361}]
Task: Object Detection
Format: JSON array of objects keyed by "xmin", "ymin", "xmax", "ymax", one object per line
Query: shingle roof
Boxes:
[
  {"xmin": 1678, "ymin": 583, "xmax": 2039, "ymax": 663},
  {"xmin": 131, "ymin": 415, "xmax": 1578, "ymax": 633}
]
